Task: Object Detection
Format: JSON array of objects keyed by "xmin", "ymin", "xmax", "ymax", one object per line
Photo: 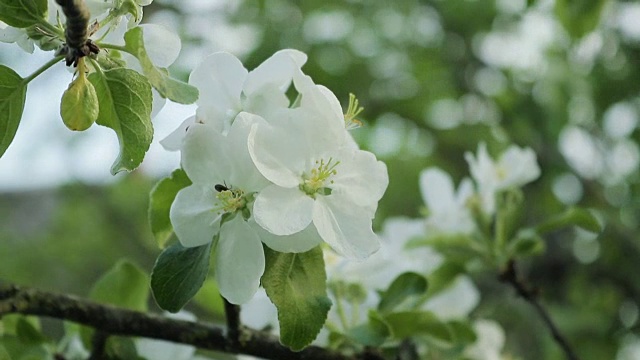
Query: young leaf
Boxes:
[
  {"xmin": 384, "ymin": 311, "xmax": 453, "ymax": 345},
  {"xmin": 148, "ymin": 168, "xmax": 191, "ymax": 248},
  {"xmin": 124, "ymin": 26, "xmax": 199, "ymax": 104},
  {"xmin": 0, "ymin": 0, "xmax": 48, "ymax": 28},
  {"xmin": 60, "ymin": 69, "xmax": 99, "ymax": 131},
  {"xmin": 262, "ymin": 246, "xmax": 331, "ymax": 351},
  {"xmin": 88, "ymin": 67, "xmax": 153, "ymax": 174},
  {"xmin": 535, "ymin": 207, "xmax": 603, "ymax": 234},
  {"xmin": 346, "ymin": 311, "xmax": 390, "ymax": 347},
  {"xmin": 151, "ymin": 241, "xmax": 212, "ymax": 313},
  {"xmin": 89, "ymin": 259, "xmax": 149, "ymax": 311},
  {"xmin": 378, "ymin": 272, "xmax": 428, "ymax": 315},
  {"xmin": 0, "ymin": 65, "xmax": 27, "ymax": 158}
]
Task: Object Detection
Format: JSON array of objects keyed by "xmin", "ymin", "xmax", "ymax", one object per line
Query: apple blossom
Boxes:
[
  {"xmin": 465, "ymin": 142, "xmax": 541, "ymax": 214},
  {"xmin": 419, "ymin": 167, "xmax": 476, "ymax": 235}
]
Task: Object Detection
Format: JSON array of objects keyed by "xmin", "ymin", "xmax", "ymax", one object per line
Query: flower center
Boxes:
[
  {"xmin": 213, "ymin": 184, "xmax": 247, "ymax": 214},
  {"xmin": 300, "ymin": 158, "xmax": 340, "ymax": 197}
]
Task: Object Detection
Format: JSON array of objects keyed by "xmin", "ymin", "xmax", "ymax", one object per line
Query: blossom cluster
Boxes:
[{"xmin": 163, "ymin": 50, "xmax": 389, "ymax": 304}]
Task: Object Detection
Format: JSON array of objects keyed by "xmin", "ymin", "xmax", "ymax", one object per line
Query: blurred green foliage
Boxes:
[{"xmin": 2, "ymin": 0, "xmax": 640, "ymax": 359}]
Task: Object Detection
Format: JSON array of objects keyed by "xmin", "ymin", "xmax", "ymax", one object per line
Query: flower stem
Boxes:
[{"xmin": 23, "ymin": 55, "xmax": 65, "ymax": 85}]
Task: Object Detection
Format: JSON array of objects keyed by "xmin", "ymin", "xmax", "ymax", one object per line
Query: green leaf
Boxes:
[
  {"xmin": 384, "ymin": 311, "xmax": 453, "ymax": 345},
  {"xmin": 60, "ymin": 71, "xmax": 99, "ymax": 131},
  {"xmin": 262, "ymin": 246, "xmax": 331, "ymax": 351},
  {"xmin": 378, "ymin": 272, "xmax": 428, "ymax": 315},
  {"xmin": 151, "ymin": 242, "xmax": 212, "ymax": 313},
  {"xmin": 346, "ymin": 311, "xmax": 390, "ymax": 347},
  {"xmin": 124, "ymin": 27, "xmax": 199, "ymax": 104},
  {"xmin": 447, "ymin": 320, "xmax": 477, "ymax": 345},
  {"xmin": 89, "ymin": 259, "xmax": 149, "ymax": 311},
  {"xmin": 148, "ymin": 169, "xmax": 192, "ymax": 248},
  {"xmin": 535, "ymin": 207, "xmax": 602, "ymax": 234},
  {"xmin": 508, "ymin": 229, "xmax": 546, "ymax": 258},
  {"xmin": 554, "ymin": 0, "xmax": 607, "ymax": 39},
  {"xmin": 15, "ymin": 319, "xmax": 47, "ymax": 345},
  {"xmin": 425, "ymin": 262, "xmax": 465, "ymax": 298},
  {"xmin": 88, "ymin": 67, "xmax": 153, "ymax": 174},
  {"xmin": 0, "ymin": 0, "xmax": 47, "ymax": 28},
  {"xmin": 0, "ymin": 65, "xmax": 27, "ymax": 159}
]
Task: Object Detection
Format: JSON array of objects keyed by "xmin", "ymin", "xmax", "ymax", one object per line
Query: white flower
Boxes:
[
  {"xmin": 422, "ymin": 275, "xmax": 480, "ymax": 319},
  {"xmin": 463, "ymin": 319, "xmax": 506, "ymax": 360},
  {"xmin": 169, "ymin": 113, "xmax": 322, "ymax": 304},
  {"xmin": 419, "ymin": 167, "xmax": 475, "ymax": 235},
  {"xmin": 249, "ymin": 101, "xmax": 388, "ymax": 259},
  {"xmin": 162, "ymin": 49, "xmax": 307, "ymax": 151},
  {"xmin": 465, "ymin": 142, "xmax": 541, "ymax": 214},
  {"xmin": 0, "ymin": 21, "xmax": 35, "ymax": 53}
]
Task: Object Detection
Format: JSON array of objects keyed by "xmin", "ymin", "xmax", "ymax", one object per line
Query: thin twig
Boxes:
[
  {"xmin": 87, "ymin": 330, "xmax": 109, "ymax": 360},
  {"xmin": 223, "ymin": 297, "xmax": 241, "ymax": 348},
  {"xmin": 499, "ymin": 260, "xmax": 580, "ymax": 360},
  {"xmin": 0, "ymin": 284, "xmax": 383, "ymax": 360}
]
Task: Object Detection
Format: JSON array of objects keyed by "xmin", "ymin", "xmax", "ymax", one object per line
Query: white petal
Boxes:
[
  {"xmin": 160, "ymin": 116, "xmax": 195, "ymax": 151},
  {"xmin": 312, "ymin": 196, "xmax": 380, "ymax": 259},
  {"xmin": 419, "ymin": 167, "xmax": 456, "ymax": 213},
  {"xmin": 244, "ymin": 49, "xmax": 307, "ymax": 95},
  {"xmin": 216, "ymin": 217, "xmax": 265, "ymax": 304},
  {"xmin": 247, "ymin": 120, "xmax": 305, "ymax": 188},
  {"xmin": 422, "ymin": 276, "xmax": 480, "ymax": 319},
  {"xmin": 253, "ymin": 185, "xmax": 314, "ymax": 236},
  {"xmin": 332, "ymin": 148, "xmax": 388, "ymax": 208},
  {"xmin": 140, "ymin": 24, "xmax": 181, "ymax": 68},
  {"xmin": 151, "ymin": 88, "xmax": 166, "ymax": 119},
  {"xmin": 225, "ymin": 113, "xmax": 270, "ymax": 191},
  {"xmin": 252, "ymin": 220, "xmax": 322, "ymax": 253},
  {"xmin": 170, "ymin": 185, "xmax": 220, "ymax": 247},
  {"xmin": 498, "ymin": 146, "xmax": 541, "ymax": 189},
  {"xmin": 189, "ymin": 52, "xmax": 247, "ymax": 127},
  {"xmin": 181, "ymin": 123, "xmax": 231, "ymax": 185}
]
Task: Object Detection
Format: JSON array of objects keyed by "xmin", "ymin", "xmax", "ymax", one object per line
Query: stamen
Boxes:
[
  {"xmin": 344, "ymin": 93, "xmax": 364, "ymax": 130},
  {"xmin": 300, "ymin": 158, "xmax": 340, "ymax": 197}
]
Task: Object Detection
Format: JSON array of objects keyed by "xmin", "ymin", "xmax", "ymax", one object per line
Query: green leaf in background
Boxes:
[
  {"xmin": 262, "ymin": 246, "xmax": 331, "ymax": 351},
  {"xmin": 424, "ymin": 262, "xmax": 465, "ymax": 299},
  {"xmin": 151, "ymin": 242, "xmax": 212, "ymax": 313},
  {"xmin": 0, "ymin": 65, "xmax": 27, "ymax": 159},
  {"xmin": 15, "ymin": 318, "xmax": 47, "ymax": 345},
  {"xmin": 378, "ymin": 272, "xmax": 428, "ymax": 315},
  {"xmin": 149, "ymin": 169, "xmax": 192, "ymax": 248},
  {"xmin": 384, "ymin": 311, "xmax": 453, "ymax": 345},
  {"xmin": 88, "ymin": 67, "xmax": 153, "ymax": 175},
  {"xmin": 89, "ymin": 259, "xmax": 149, "ymax": 311},
  {"xmin": 0, "ymin": 0, "xmax": 47, "ymax": 28},
  {"xmin": 535, "ymin": 207, "xmax": 602, "ymax": 235},
  {"xmin": 447, "ymin": 320, "xmax": 477, "ymax": 345},
  {"xmin": 60, "ymin": 67, "xmax": 99, "ymax": 131},
  {"xmin": 345, "ymin": 311, "xmax": 390, "ymax": 347},
  {"xmin": 554, "ymin": 0, "xmax": 607, "ymax": 39},
  {"xmin": 508, "ymin": 229, "xmax": 546, "ymax": 258},
  {"xmin": 192, "ymin": 278, "xmax": 225, "ymax": 318},
  {"xmin": 124, "ymin": 27, "xmax": 199, "ymax": 104}
]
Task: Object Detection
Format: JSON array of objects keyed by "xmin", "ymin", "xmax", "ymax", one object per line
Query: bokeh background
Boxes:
[{"xmin": 1, "ymin": 0, "xmax": 640, "ymax": 359}]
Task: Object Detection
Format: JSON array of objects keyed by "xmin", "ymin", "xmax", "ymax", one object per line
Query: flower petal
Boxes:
[
  {"xmin": 419, "ymin": 167, "xmax": 456, "ymax": 213},
  {"xmin": 244, "ymin": 49, "xmax": 307, "ymax": 95},
  {"xmin": 170, "ymin": 185, "xmax": 220, "ymax": 247},
  {"xmin": 181, "ymin": 123, "xmax": 231, "ymax": 185},
  {"xmin": 332, "ymin": 148, "xmax": 388, "ymax": 209},
  {"xmin": 251, "ymin": 220, "xmax": 322, "ymax": 253},
  {"xmin": 160, "ymin": 116, "xmax": 195, "ymax": 151},
  {"xmin": 189, "ymin": 52, "xmax": 247, "ymax": 129},
  {"xmin": 313, "ymin": 196, "xmax": 380, "ymax": 259},
  {"xmin": 248, "ymin": 119, "xmax": 305, "ymax": 188},
  {"xmin": 253, "ymin": 185, "xmax": 314, "ymax": 236},
  {"xmin": 216, "ymin": 217, "xmax": 265, "ymax": 304},
  {"xmin": 225, "ymin": 112, "xmax": 270, "ymax": 191},
  {"xmin": 139, "ymin": 24, "xmax": 181, "ymax": 68}
]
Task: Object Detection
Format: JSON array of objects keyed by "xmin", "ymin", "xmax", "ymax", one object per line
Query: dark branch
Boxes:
[
  {"xmin": 0, "ymin": 284, "xmax": 382, "ymax": 360},
  {"xmin": 88, "ymin": 330, "xmax": 109, "ymax": 360},
  {"xmin": 223, "ymin": 297, "xmax": 241, "ymax": 348},
  {"xmin": 499, "ymin": 260, "xmax": 580, "ymax": 360}
]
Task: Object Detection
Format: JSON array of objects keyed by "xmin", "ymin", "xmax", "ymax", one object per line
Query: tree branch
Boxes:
[
  {"xmin": 499, "ymin": 260, "xmax": 580, "ymax": 360},
  {"xmin": 0, "ymin": 284, "xmax": 383, "ymax": 360},
  {"xmin": 223, "ymin": 297, "xmax": 241, "ymax": 348}
]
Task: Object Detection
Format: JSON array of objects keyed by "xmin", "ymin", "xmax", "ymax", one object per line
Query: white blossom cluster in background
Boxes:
[{"xmin": 163, "ymin": 49, "xmax": 389, "ymax": 304}]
